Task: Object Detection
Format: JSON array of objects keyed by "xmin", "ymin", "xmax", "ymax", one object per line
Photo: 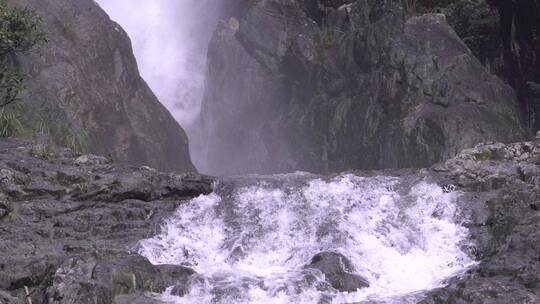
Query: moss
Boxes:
[
  {"xmin": 473, "ymin": 150, "xmax": 492, "ymax": 161},
  {"xmin": 316, "ymin": 23, "xmax": 334, "ymax": 57}
]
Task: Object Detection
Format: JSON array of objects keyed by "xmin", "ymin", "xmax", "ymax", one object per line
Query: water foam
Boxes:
[{"xmin": 138, "ymin": 174, "xmax": 475, "ymax": 303}]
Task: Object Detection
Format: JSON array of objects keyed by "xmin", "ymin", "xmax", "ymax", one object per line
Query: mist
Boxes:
[{"xmin": 95, "ymin": 0, "xmax": 222, "ymax": 132}]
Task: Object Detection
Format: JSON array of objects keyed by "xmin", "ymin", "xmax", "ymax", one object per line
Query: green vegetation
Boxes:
[
  {"xmin": 0, "ymin": 106, "xmax": 22, "ymax": 137},
  {"xmin": 1, "ymin": 1, "xmax": 47, "ymax": 107},
  {"xmin": 59, "ymin": 126, "xmax": 90, "ymax": 153},
  {"xmin": 317, "ymin": 25, "xmax": 333, "ymax": 51}
]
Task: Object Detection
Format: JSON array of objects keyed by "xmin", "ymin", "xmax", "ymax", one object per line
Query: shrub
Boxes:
[{"xmin": 0, "ymin": 1, "xmax": 46, "ymax": 108}]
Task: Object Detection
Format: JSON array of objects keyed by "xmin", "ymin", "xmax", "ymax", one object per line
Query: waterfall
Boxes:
[
  {"xmin": 138, "ymin": 174, "xmax": 476, "ymax": 303},
  {"xmin": 95, "ymin": 0, "xmax": 221, "ymax": 132}
]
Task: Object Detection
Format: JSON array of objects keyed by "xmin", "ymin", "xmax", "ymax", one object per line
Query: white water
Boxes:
[{"xmin": 139, "ymin": 174, "xmax": 475, "ymax": 303}]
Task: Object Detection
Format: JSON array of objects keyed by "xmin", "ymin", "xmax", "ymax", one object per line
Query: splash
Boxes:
[{"xmin": 138, "ymin": 174, "xmax": 475, "ymax": 303}]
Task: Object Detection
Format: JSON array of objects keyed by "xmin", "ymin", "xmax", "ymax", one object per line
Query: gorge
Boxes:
[{"xmin": 0, "ymin": 0, "xmax": 539, "ymax": 304}]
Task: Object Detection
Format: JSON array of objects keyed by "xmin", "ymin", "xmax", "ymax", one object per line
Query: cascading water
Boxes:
[{"xmin": 138, "ymin": 174, "xmax": 476, "ymax": 303}]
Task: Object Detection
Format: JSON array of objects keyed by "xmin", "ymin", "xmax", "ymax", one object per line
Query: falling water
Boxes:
[
  {"xmin": 139, "ymin": 174, "xmax": 476, "ymax": 303},
  {"xmin": 94, "ymin": 0, "xmax": 221, "ymax": 130}
]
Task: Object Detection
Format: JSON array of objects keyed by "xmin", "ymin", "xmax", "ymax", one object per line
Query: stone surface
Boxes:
[
  {"xmin": 199, "ymin": 0, "xmax": 525, "ymax": 175},
  {"xmin": 6, "ymin": 0, "xmax": 195, "ymax": 173},
  {"xmin": 0, "ymin": 138, "xmax": 212, "ymax": 304}
]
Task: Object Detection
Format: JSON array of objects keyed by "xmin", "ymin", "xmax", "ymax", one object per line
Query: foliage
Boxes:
[
  {"xmin": 0, "ymin": 106, "xmax": 22, "ymax": 137},
  {"xmin": 317, "ymin": 25, "xmax": 333, "ymax": 52},
  {"xmin": 60, "ymin": 127, "xmax": 90, "ymax": 153},
  {"xmin": 402, "ymin": 0, "xmax": 418, "ymax": 14},
  {"xmin": 0, "ymin": 1, "xmax": 46, "ymax": 107}
]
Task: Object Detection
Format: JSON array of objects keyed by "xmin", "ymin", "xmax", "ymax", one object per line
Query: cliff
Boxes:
[
  {"xmin": 199, "ymin": 0, "xmax": 526, "ymax": 175},
  {"xmin": 5, "ymin": 0, "xmax": 195, "ymax": 172}
]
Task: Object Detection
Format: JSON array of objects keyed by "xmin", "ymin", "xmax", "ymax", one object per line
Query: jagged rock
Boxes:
[
  {"xmin": 5, "ymin": 0, "xmax": 195, "ymax": 173},
  {"xmin": 199, "ymin": 0, "xmax": 525, "ymax": 175},
  {"xmin": 0, "ymin": 138, "xmax": 213, "ymax": 304},
  {"xmin": 304, "ymin": 251, "xmax": 369, "ymax": 292}
]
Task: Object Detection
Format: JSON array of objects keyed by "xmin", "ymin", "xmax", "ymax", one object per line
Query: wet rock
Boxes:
[
  {"xmin": 46, "ymin": 255, "xmax": 166, "ymax": 303},
  {"xmin": 156, "ymin": 265, "xmax": 196, "ymax": 286},
  {"xmin": 420, "ymin": 277, "xmax": 540, "ymax": 304},
  {"xmin": 156, "ymin": 265, "xmax": 203, "ymax": 297},
  {"xmin": 304, "ymin": 252, "xmax": 369, "ymax": 292}
]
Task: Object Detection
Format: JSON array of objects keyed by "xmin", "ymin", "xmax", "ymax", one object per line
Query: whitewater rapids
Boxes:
[{"xmin": 138, "ymin": 173, "xmax": 476, "ymax": 303}]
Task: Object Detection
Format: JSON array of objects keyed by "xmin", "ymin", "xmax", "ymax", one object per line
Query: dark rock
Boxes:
[
  {"xmin": 155, "ymin": 265, "xmax": 199, "ymax": 297},
  {"xmin": 199, "ymin": 0, "xmax": 525, "ymax": 175},
  {"xmin": 304, "ymin": 251, "xmax": 369, "ymax": 292},
  {"xmin": 0, "ymin": 202, "xmax": 11, "ymax": 219},
  {"xmin": 420, "ymin": 277, "xmax": 540, "ymax": 304},
  {"xmin": 170, "ymin": 284, "xmax": 191, "ymax": 297},
  {"xmin": 5, "ymin": 0, "xmax": 195, "ymax": 173},
  {"xmin": 156, "ymin": 265, "xmax": 196, "ymax": 286}
]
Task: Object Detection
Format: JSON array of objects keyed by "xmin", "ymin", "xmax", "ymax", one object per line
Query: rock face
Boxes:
[
  {"xmin": 0, "ymin": 138, "xmax": 213, "ymax": 303},
  {"xmin": 199, "ymin": 0, "xmax": 525, "ymax": 175},
  {"xmin": 6, "ymin": 0, "xmax": 195, "ymax": 172},
  {"xmin": 304, "ymin": 251, "xmax": 369, "ymax": 292},
  {"xmin": 419, "ymin": 138, "xmax": 540, "ymax": 303}
]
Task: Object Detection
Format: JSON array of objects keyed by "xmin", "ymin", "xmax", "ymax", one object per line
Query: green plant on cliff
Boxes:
[
  {"xmin": 60, "ymin": 127, "xmax": 90, "ymax": 153},
  {"xmin": 0, "ymin": 1, "xmax": 47, "ymax": 108},
  {"xmin": 0, "ymin": 106, "xmax": 22, "ymax": 137}
]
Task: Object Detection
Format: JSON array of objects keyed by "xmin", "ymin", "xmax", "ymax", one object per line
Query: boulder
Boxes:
[{"xmin": 304, "ymin": 251, "xmax": 369, "ymax": 292}]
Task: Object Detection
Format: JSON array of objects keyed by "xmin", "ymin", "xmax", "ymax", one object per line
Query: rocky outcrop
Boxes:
[
  {"xmin": 418, "ymin": 133, "xmax": 540, "ymax": 303},
  {"xmin": 0, "ymin": 138, "xmax": 213, "ymax": 303},
  {"xmin": 6, "ymin": 0, "xmax": 195, "ymax": 172},
  {"xmin": 199, "ymin": 0, "xmax": 525, "ymax": 175}
]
